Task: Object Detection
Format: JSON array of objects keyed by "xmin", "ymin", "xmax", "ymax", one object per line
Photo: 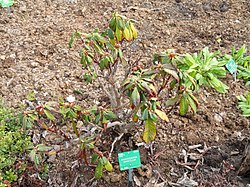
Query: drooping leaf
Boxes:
[
  {"xmin": 130, "ymin": 22, "xmax": 137, "ymax": 39},
  {"xmin": 165, "ymin": 95, "xmax": 180, "ymax": 106},
  {"xmin": 143, "ymin": 119, "xmax": 156, "ymax": 143},
  {"xmin": 100, "ymin": 57, "xmax": 109, "ymax": 71},
  {"xmin": 117, "ymin": 18, "xmax": 125, "ymax": 30},
  {"xmin": 141, "ymin": 108, "xmax": 149, "ymax": 120},
  {"xmin": 123, "ymin": 26, "xmax": 132, "ymax": 41},
  {"xmin": 131, "ymin": 87, "xmax": 140, "ymax": 107},
  {"xmin": 115, "ymin": 27, "xmax": 122, "ymax": 41},
  {"xmin": 155, "ymin": 109, "xmax": 169, "ymax": 122},
  {"xmin": 109, "ymin": 17, "xmax": 116, "ymax": 31},
  {"xmin": 107, "ymin": 28, "xmax": 115, "ymax": 39},
  {"xmin": 162, "ymin": 68, "xmax": 179, "ymax": 81},
  {"xmin": 102, "ymin": 157, "xmax": 113, "ymax": 172},
  {"xmin": 95, "ymin": 160, "xmax": 103, "ymax": 179},
  {"xmin": 44, "ymin": 109, "xmax": 55, "ymax": 121},
  {"xmin": 180, "ymin": 94, "xmax": 189, "ymax": 116},
  {"xmin": 104, "ymin": 160, "xmax": 113, "ymax": 172},
  {"xmin": 94, "ymin": 113, "xmax": 102, "ymax": 124},
  {"xmin": 187, "ymin": 95, "xmax": 197, "ymax": 113}
]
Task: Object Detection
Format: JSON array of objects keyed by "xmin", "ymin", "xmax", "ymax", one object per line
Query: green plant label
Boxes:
[
  {"xmin": 1, "ymin": 0, "xmax": 13, "ymax": 7},
  {"xmin": 226, "ymin": 59, "xmax": 237, "ymax": 74},
  {"xmin": 118, "ymin": 150, "xmax": 141, "ymax": 171}
]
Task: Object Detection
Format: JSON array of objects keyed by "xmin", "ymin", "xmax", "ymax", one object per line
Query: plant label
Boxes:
[
  {"xmin": 226, "ymin": 59, "xmax": 237, "ymax": 74},
  {"xmin": 1, "ymin": 0, "xmax": 13, "ymax": 8},
  {"xmin": 118, "ymin": 150, "xmax": 141, "ymax": 171}
]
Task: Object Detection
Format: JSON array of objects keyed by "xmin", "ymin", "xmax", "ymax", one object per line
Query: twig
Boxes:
[{"xmin": 109, "ymin": 133, "xmax": 124, "ymax": 159}]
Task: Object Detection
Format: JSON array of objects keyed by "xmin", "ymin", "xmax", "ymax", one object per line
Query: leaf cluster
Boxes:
[
  {"xmin": 237, "ymin": 92, "xmax": 250, "ymax": 117},
  {"xmin": 220, "ymin": 45, "xmax": 250, "ymax": 85}
]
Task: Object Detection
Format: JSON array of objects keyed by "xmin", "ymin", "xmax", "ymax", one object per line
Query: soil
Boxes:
[{"xmin": 0, "ymin": 0, "xmax": 250, "ymax": 187}]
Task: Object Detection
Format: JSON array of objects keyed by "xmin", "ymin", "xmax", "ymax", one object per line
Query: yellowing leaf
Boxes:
[
  {"xmin": 46, "ymin": 151, "xmax": 57, "ymax": 155},
  {"xmin": 123, "ymin": 27, "xmax": 132, "ymax": 41},
  {"xmin": 187, "ymin": 95, "xmax": 197, "ymax": 113},
  {"xmin": 104, "ymin": 160, "xmax": 113, "ymax": 172},
  {"xmin": 143, "ymin": 119, "xmax": 156, "ymax": 143},
  {"xmin": 155, "ymin": 109, "xmax": 169, "ymax": 122},
  {"xmin": 115, "ymin": 28, "xmax": 122, "ymax": 41},
  {"xmin": 130, "ymin": 22, "xmax": 137, "ymax": 39}
]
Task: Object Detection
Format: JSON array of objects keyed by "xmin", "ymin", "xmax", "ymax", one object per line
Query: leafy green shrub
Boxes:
[
  {"xmin": 69, "ymin": 12, "xmax": 199, "ymax": 145},
  {"xmin": 237, "ymin": 92, "xmax": 250, "ymax": 117},
  {"xmin": 175, "ymin": 47, "xmax": 229, "ymax": 93},
  {"xmin": 0, "ymin": 101, "xmax": 33, "ymax": 186}
]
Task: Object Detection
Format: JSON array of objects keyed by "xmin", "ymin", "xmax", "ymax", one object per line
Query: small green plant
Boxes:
[
  {"xmin": 237, "ymin": 92, "xmax": 250, "ymax": 117},
  {"xmin": 175, "ymin": 47, "xmax": 229, "ymax": 93},
  {"xmin": 0, "ymin": 101, "xmax": 33, "ymax": 186},
  {"xmin": 220, "ymin": 45, "xmax": 250, "ymax": 85}
]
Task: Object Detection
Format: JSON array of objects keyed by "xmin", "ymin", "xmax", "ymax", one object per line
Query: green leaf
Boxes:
[
  {"xmin": 100, "ymin": 57, "xmax": 109, "ymax": 71},
  {"xmin": 29, "ymin": 150, "xmax": 39, "ymax": 169},
  {"xmin": 37, "ymin": 144, "xmax": 52, "ymax": 152},
  {"xmin": 87, "ymin": 143, "xmax": 95, "ymax": 149},
  {"xmin": 83, "ymin": 73, "xmax": 93, "ymax": 83},
  {"xmin": 155, "ymin": 109, "xmax": 169, "ymax": 122},
  {"xmin": 162, "ymin": 68, "xmax": 179, "ymax": 81},
  {"xmin": 117, "ymin": 18, "xmax": 125, "ymax": 30},
  {"xmin": 103, "ymin": 111, "xmax": 117, "ymax": 120},
  {"xmin": 72, "ymin": 121, "xmax": 79, "ymax": 137},
  {"xmin": 141, "ymin": 108, "xmax": 149, "ymax": 120},
  {"xmin": 109, "ymin": 17, "xmax": 116, "ymax": 31},
  {"xmin": 91, "ymin": 154, "xmax": 99, "ymax": 163},
  {"xmin": 80, "ymin": 51, "xmax": 87, "ymax": 68},
  {"xmin": 131, "ymin": 87, "xmax": 140, "ymax": 107},
  {"xmin": 69, "ymin": 32, "xmax": 81, "ymax": 48},
  {"xmin": 107, "ymin": 29, "xmax": 115, "ymax": 39},
  {"xmin": 143, "ymin": 119, "xmax": 156, "ymax": 143},
  {"xmin": 69, "ymin": 33, "xmax": 74, "ymax": 48},
  {"xmin": 27, "ymin": 91, "xmax": 36, "ymax": 101},
  {"xmin": 165, "ymin": 95, "xmax": 180, "ymax": 106},
  {"xmin": 180, "ymin": 94, "xmax": 189, "ymax": 116},
  {"xmin": 86, "ymin": 55, "xmax": 93, "ymax": 65},
  {"xmin": 44, "ymin": 109, "xmax": 55, "ymax": 121},
  {"xmin": 118, "ymin": 49, "xmax": 123, "ymax": 59},
  {"xmin": 95, "ymin": 160, "xmax": 103, "ymax": 179},
  {"xmin": 94, "ymin": 113, "xmax": 102, "ymax": 124}
]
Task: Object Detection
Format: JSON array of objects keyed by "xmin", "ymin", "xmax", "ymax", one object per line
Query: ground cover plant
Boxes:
[
  {"xmin": 0, "ymin": 101, "xmax": 32, "ymax": 187},
  {"xmin": 237, "ymin": 92, "xmax": 250, "ymax": 117}
]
